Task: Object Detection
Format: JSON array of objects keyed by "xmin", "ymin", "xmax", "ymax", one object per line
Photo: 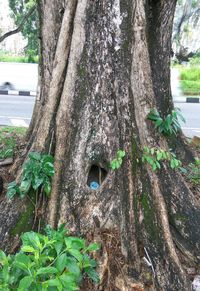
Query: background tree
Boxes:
[
  {"xmin": 173, "ymin": 0, "xmax": 200, "ymax": 60},
  {"xmin": 0, "ymin": 0, "xmax": 199, "ymax": 290},
  {"xmin": 8, "ymin": 0, "xmax": 38, "ymax": 60}
]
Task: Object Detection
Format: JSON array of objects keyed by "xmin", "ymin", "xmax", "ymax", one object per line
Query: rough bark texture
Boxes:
[{"xmin": 0, "ymin": 0, "xmax": 200, "ymax": 290}]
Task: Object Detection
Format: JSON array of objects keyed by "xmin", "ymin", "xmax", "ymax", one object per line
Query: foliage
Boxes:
[
  {"xmin": 180, "ymin": 66, "xmax": 200, "ymax": 95},
  {"xmin": 7, "ymin": 152, "xmax": 55, "ymax": 199},
  {"xmin": 142, "ymin": 146, "xmax": 182, "ymax": 171},
  {"xmin": 0, "ymin": 51, "xmax": 38, "ymax": 63},
  {"xmin": 0, "ymin": 126, "xmax": 27, "ymax": 136},
  {"xmin": 188, "ymin": 158, "xmax": 200, "ymax": 185},
  {"xmin": 0, "ymin": 225, "xmax": 100, "ymax": 290},
  {"xmin": 189, "ymin": 53, "xmax": 200, "ymax": 66},
  {"xmin": 180, "ymin": 79, "xmax": 200, "ymax": 95},
  {"xmin": 147, "ymin": 108, "xmax": 185, "ymax": 136},
  {"xmin": 110, "ymin": 150, "xmax": 126, "ymax": 170},
  {"xmin": 8, "ymin": 0, "xmax": 38, "ymax": 59},
  {"xmin": 180, "ymin": 67, "xmax": 200, "ymax": 82},
  {"xmin": 0, "ymin": 133, "xmax": 15, "ymax": 160}
]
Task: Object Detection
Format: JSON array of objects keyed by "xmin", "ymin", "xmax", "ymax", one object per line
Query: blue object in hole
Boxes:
[{"xmin": 90, "ymin": 181, "xmax": 100, "ymax": 190}]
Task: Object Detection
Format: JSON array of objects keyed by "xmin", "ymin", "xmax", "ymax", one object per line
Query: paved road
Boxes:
[
  {"xmin": 0, "ymin": 94, "xmax": 35, "ymax": 127},
  {"xmin": 176, "ymin": 102, "xmax": 200, "ymax": 138},
  {"xmin": 0, "ymin": 93, "xmax": 199, "ymax": 138}
]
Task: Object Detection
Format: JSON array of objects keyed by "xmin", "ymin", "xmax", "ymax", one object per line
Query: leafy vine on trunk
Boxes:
[{"xmin": 0, "ymin": 1, "xmax": 199, "ymax": 290}]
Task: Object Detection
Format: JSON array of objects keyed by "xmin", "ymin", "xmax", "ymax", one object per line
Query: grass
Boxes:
[
  {"xmin": 0, "ymin": 126, "xmax": 27, "ymax": 160},
  {"xmin": 180, "ymin": 67, "xmax": 200, "ymax": 95},
  {"xmin": 180, "ymin": 79, "xmax": 200, "ymax": 95},
  {"xmin": 0, "ymin": 51, "xmax": 38, "ymax": 63},
  {"xmin": 0, "ymin": 126, "xmax": 27, "ymax": 136}
]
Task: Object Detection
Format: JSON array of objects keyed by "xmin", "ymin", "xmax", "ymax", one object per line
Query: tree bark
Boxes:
[{"xmin": 0, "ymin": 0, "xmax": 200, "ymax": 290}]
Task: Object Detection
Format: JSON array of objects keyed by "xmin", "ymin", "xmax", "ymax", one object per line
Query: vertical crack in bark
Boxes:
[
  {"xmin": 146, "ymin": 0, "xmax": 177, "ymax": 115},
  {"xmin": 131, "ymin": 1, "xmax": 190, "ymax": 289},
  {"xmin": 48, "ymin": 0, "xmax": 88, "ymax": 227},
  {"xmin": 31, "ymin": 0, "xmax": 78, "ymax": 152}
]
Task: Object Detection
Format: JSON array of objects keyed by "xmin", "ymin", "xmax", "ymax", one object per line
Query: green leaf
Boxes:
[
  {"xmin": 59, "ymin": 273, "xmax": 79, "ymax": 290},
  {"xmin": 0, "ymin": 250, "xmax": 7, "ymax": 263},
  {"xmin": 117, "ymin": 150, "xmax": 126, "ymax": 158},
  {"xmin": 65, "ymin": 257, "xmax": 81, "ymax": 278},
  {"xmin": 14, "ymin": 253, "xmax": 30, "ymax": 272},
  {"xmin": 21, "ymin": 231, "xmax": 42, "ymax": 250},
  {"xmin": 21, "ymin": 246, "xmax": 36, "ymax": 253},
  {"xmin": 28, "ymin": 152, "xmax": 41, "ymax": 161},
  {"xmin": 84, "ymin": 267, "xmax": 100, "ymax": 283},
  {"xmin": 43, "ymin": 162, "xmax": 55, "ymax": 177},
  {"xmin": 54, "ymin": 242, "xmax": 64, "ymax": 255},
  {"xmin": 36, "ymin": 267, "xmax": 58, "ymax": 276},
  {"xmin": 152, "ymin": 163, "xmax": 157, "ymax": 171},
  {"xmin": 150, "ymin": 148, "xmax": 155, "ymax": 155},
  {"xmin": 170, "ymin": 159, "xmax": 175, "ymax": 169},
  {"xmin": 32, "ymin": 177, "xmax": 44, "ymax": 190},
  {"xmin": 42, "ymin": 155, "xmax": 54, "ymax": 164},
  {"xmin": 86, "ymin": 243, "xmax": 100, "ymax": 252},
  {"xmin": 68, "ymin": 249, "xmax": 83, "ymax": 263},
  {"xmin": 155, "ymin": 118, "xmax": 163, "ymax": 127},
  {"xmin": 45, "ymin": 278, "xmax": 62, "ymax": 290},
  {"xmin": 17, "ymin": 276, "xmax": 33, "ymax": 291},
  {"xmin": 6, "ymin": 188, "xmax": 17, "ymax": 199},
  {"xmin": 156, "ymin": 152, "xmax": 163, "ymax": 161},
  {"xmin": 43, "ymin": 180, "xmax": 51, "ymax": 196},
  {"xmin": 56, "ymin": 253, "xmax": 67, "ymax": 273},
  {"xmin": 19, "ymin": 179, "xmax": 31, "ymax": 194},
  {"xmin": 110, "ymin": 159, "xmax": 117, "ymax": 170}
]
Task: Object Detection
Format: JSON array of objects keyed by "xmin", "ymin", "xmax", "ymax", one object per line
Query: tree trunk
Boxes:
[{"xmin": 0, "ymin": 0, "xmax": 200, "ymax": 290}]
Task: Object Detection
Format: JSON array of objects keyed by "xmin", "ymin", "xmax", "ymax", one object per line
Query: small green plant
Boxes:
[
  {"xmin": 142, "ymin": 146, "xmax": 182, "ymax": 171},
  {"xmin": 0, "ymin": 225, "xmax": 100, "ymax": 290},
  {"xmin": 7, "ymin": 152, "xmax": 55, "ymax": 199},
  {"xmin": 110, "ymin": 150, "xmax": 126, "ymax": 170},
  {"xmin": 147, "ymin": 108, "xmax": 185, "ymax": 136},
  {"xmin": 188, "ymin": 158, "xmax": 200, "ymax": 185},
  {"xmin": 0, "ymin": 133, "xmax": 16, "ymax": 159}
]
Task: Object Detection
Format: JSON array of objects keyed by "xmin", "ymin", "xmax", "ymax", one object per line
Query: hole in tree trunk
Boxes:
[{"xmin": 87, "ymin": 164, "xmax": 108, "ymax": 190}]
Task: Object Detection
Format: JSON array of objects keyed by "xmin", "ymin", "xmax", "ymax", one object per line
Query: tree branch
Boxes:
[{"xmin": 0, "ymin": 5, "xmax": 36, "ymax": 43}]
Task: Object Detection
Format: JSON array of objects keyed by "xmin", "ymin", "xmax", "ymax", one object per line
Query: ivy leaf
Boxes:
[
  {"xmin": 28, "ymin": 152, "xmax": 41, "ymax": 161},
  {"xmin": 117, "ymin": 150, "xmax": 126, "ymax": 158},
  {"xmin": 32, "ymin": 177, "xmax": 44, "ymax": 190},
  {"xmin": 19, "ymin": 179, "xmax": 31, "ymax": 194},
  {"xmin": 43, "ymin": 180, "xmax": 51, "ymax": 196},
  {"xmin": 43, "ymin": 162, "xmax": 55, "ymax": 177}
]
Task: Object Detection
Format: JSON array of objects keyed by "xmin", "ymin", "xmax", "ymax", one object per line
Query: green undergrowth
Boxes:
[
  {"xmin": 0, "ymin": 225, "xmax": 100, "ymax": 291},
  {"xmin": 0, "ymin": 127, "xmax": 27, "ymax": 160},
  {"xmin": 180, "ymin": 79, "xmax": 200, "ymax": 95},
  {"xmin": 180, "ymin": 67, "xmax": 200, "ymax": 95},
  {"xmin": 0, "ymin": 126, "xmax": 27, "ymax": 136},
  {"xmin": 7, "ymin": 152, "xmax": 55, "ymax": 199},
  {"xmin": 0, "ymin": 51, "xmax": 38, "ymax": 63}
]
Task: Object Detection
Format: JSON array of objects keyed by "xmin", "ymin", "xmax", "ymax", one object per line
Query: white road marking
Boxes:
[
  {"xmin": 182, "ymin": 127, "xmax": 200, "ymax": 130},
  {"xmin": 10, "ymin": 119, "xmax": 28, "ymax": 127},
  {"xmin": 8, "ymin": 90, "xmax": 19, "ymax": 95},
  {"xmin": 0, "ymin": 115, "xmax": 31, "ymax": 120}
]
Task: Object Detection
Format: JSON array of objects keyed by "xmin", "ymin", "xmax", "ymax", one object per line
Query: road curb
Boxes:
[
  {"xmin": 174, "ymin": 97, "xmax": 200, "ymax": 103},
  {"xmin": 0, "ymin": 90, "xmax": 36, "ymax": 96}
]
